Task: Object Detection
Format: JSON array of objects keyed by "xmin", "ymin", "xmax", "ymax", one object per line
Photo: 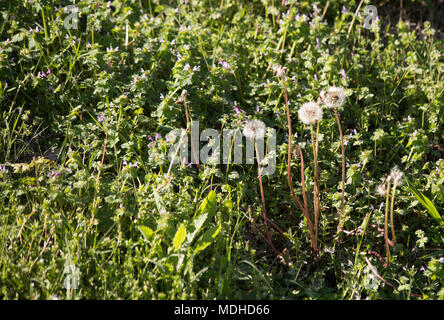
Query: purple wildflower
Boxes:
[
  {"xmin": 219, "ymin": 59, "xmax": 231, "ymax": 70},
  {"xmin": 47, "ymin": 170, "xmax": 61, "ymax": 180},
  {"xmin": 313, "ymin": 4, "xmax": 319, "ymax": 15},
  {"xmin": 233, "ymin": 102, "xmax": 243, "ymax": 114},
  {"xmin": 97, "ymin": 113, "xmax": 106, "ymax": 123}
]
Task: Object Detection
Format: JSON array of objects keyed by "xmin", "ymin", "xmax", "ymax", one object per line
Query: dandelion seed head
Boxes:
[
  {"xmin": 243, "ymin": 119, "xmax": 266, "ymax": 140},
  {"xmin": 389, "ymin": 166, "xmax": 404, "ymax": 185},
  {"xmin": 176, "ymin": 89, "xmax": 188, "ymax": 104},
  {"xmin": 376, "ymin": 184, "xmax": 387, "ymax": 197},
  {"xmin": 320, "ymin": 87, "xmax": 347, "ymax": 109},
  {"xmin": 272, "ymin": 64, "xmax": 287, "ymax": 79},
  {"xmin": 298, "ymin": 102, "xmax": 323, "ymax": 125}
]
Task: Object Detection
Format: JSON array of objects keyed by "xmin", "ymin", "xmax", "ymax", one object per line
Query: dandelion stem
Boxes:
[
  {"xmin": 255, "ymin": 140, "xmax": 278, "ymax": 255},
  {"xmin": 384, "ymin": 180, "xmax": 392, "ymax": 267},
  {"xmin": 283, "ymin": 81, "xmax": 305, "ymax": 215},
  {"xmin": 294, "ymin": 146, "xmax": 317, "ymax": 253},
  {"xmin": 334, "ymin": 108, "xmax": 346, "ymax": 234},
  {"xmin": 310, "ymin": 124, "xmax": 320, "ymax": 239},
  {"xmin": 389, "ymin": 181, "xmax": 398, "ymax": 245}
]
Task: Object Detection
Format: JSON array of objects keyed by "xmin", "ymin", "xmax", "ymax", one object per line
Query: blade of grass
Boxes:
[{"xmin": 406, "ymin": 178, "xmax": 443, "ymax": 227}]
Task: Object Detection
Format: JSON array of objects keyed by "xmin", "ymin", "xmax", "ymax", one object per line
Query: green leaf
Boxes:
[
  {"xmin": 193, "ymin": 224, "xmax": 221, "ymax": 255},
  {"xmin": 194, "ymin": 190, "xmax": 217, "ymax": 219},
  {"xmin": 173, "ymin": 224, "xmax": 187, "ymax": 251},
  {"xmin": 187, "ymin": 212, "xmax": 208, "ymax": 244},
  {"xmin": 406, "ymin": 178, "xmax": 443, "ymax": 226},
  {"xmin": 138, "ymin": 225, "xmax": 154, "ymax": 240}
]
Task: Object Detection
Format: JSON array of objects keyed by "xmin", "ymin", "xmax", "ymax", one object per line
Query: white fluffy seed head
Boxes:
[
  {"xmin": 272, "ymin": 64, "xmax": 288, "ymax": 80},
  {"xmin": 298, "ymin": 102, "xmax": 323, "ymax": 125},
  {"xmin": 389, "ymin": 166, "xmax": 404, "ymax": 185},
  {"xmin": 243, "ymin": 119, "xmax": 266, "ymax": 140},
  {"xmin": 376, "ymin": 184, "xmax": 387, "ymax": 197},
  {"xmin": 176, "ymin": 89, "xmax": 188, "ymax": 104},
  {"xmin": 320, "ymin": 87, "xmax": 347, "ymax": 109}
]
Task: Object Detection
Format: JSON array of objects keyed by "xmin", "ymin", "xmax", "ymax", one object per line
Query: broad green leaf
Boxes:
[
  {"xmin": 406, "ymin": 178, "xmax": 443, "ymax": 226},
  {"xmin": 187, "ymin": 212, "xmax": 208, "ymax": 244},
  {"xmin": 195, "ymin": 190, "xmax": 217, "ymax": 219},
  {"xmin": 173, "ymin": 224, "xmax": 187, "ymax": 251},
  {"xmin": 193, "ymin": 224, "xmax": 221, "ymax": 255},
  {"xmin": 138, "ymin": 225, "xmax": 154, "ymax": 240}
]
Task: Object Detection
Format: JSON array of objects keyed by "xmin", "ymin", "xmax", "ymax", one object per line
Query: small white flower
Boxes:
[
  {"xmin": 298, "ymin": 102, "xmax": 323, "ymax": 125},
  {"xmin": 243, "ymin": 119, "xmax": 266, "ymax": 140},
  {"xmin": 320, "ymin": 87, "xmax": 347, "ymax": 109}
]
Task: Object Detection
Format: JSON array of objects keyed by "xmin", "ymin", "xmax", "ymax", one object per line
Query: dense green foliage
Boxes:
[{"xmin": 0, "ymin": 0, "xmax": 443, "ymax": 299}]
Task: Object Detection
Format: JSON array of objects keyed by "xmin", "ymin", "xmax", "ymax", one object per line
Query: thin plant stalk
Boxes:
[
  {"xmin": 294, "ymin": 146, "xmax": 317, "ymax": 253},
  {"xmin": 389, "ymin": 180, "xmax": 398, "ymax": 245},
  {"xmin": 255, "ymin": 140, "xmax": 278, "ymax": 255},
  {"xmin": 384, "ymin": 180, "xmax": 392, "ymax": 267},
  {"xmin": 334, "ymin": 108, "xmax": 346, "ymax": 234},
  {"xmin": 283, "ymin": 80, "xmax": 305, "ymax": 215},
  {"xmin": 310, "ymin": 123, "xmax": 320, "ymax": 239},
  {"xmin": 183, "ymin": 97, "xmax": 200, "ymax": 170},
  {"xmin": 315, "ymin": 121, "xmax": 320, "ymax": 229}
]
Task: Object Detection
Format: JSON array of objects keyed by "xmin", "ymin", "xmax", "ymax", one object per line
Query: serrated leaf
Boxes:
[{"xmin": 195, "ymin": 190, "xmax": 217, "ymax": 219}]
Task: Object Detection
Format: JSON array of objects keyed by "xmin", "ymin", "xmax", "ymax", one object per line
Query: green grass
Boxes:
[{"xmin": 0, "ymin": 0, "xmax": 443, "ymax": 300}]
